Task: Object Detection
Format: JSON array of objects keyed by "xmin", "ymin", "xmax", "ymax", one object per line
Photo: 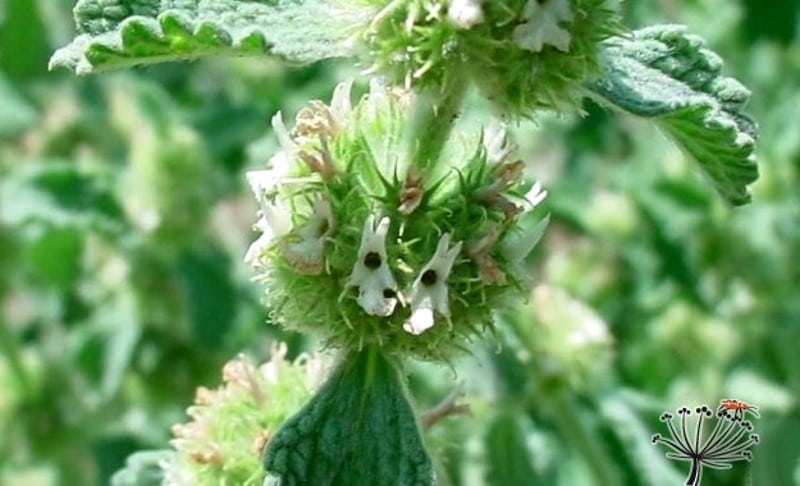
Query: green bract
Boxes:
[
  {"xmin": 246, "ymin": 80, "xmax": 548, "ymax": 361},
  {"xmin": 361, "ymin": 0, "xmax": 622, "ymax": 115}
]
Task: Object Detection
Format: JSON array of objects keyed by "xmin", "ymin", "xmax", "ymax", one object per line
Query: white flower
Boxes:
[
  {"xmin": 483, "ymin": 120, "xmax": 513, "ymax": 164},
  {"xmin": 523, "ymin": 180, "xmax": 548, "ymax": 208},
  {"xmin": 329, "ymin": 79, "xmax": 354, "ymax": 127},
  {"xmin": 272, "ymin": 112, "xmax": 296, "ymax": 156},
  {"xmin": 512, "ymin": 0, "xmax": 574, "ymax": 53},
  {"xmin": 346, "ymin": 215, "xmax": 399, "ymax": 316},
  {"xmin": 282, "ymin": 197, "xmax": 335, "ymax": 275},
  {"xmin": 244, "ymin": 171, "xmax": 292, "ymax": 266},
  {"xmin": 404, "ymin": 234, "xmax": 463, "ymax": 335},
  {"xmin": 259, "ymin": 342, "xmax": 288, "ymax": 384},
  {"xmin": 447, "ymin": 0, "xmax": 484, "ymax": 29}
]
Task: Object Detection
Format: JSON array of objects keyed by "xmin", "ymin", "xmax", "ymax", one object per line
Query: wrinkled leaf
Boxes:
[
  {"xmin": 484, "ymin": 410, "xmax": 543, "ymax": 486},
  {"xmin": 264, "ymin": 347, "xmax": 435, "ymax": 485},
  {"xmin": 751, "ymin": 415, "xmax": 800, "ymax": 486},
  {"xmin": 50, "ymin": 0, "xmax": 359, "ymax": 74},
  {"xmin": 0, "ymin": 74, "xmax": 37, "ymax": 137},
  {"xmin": 0, "ymin": 0, "xmax": 51, "ymax": 80},
  {"xmin": 110, "ymin": 449, "xmax": 173, "ymax": 486},
  {"xmin": 588, "ymin": 24, "xmax": 759, "ymax": 205},
  {"xmin": 599, "ymin": 392, "xmax": 684, "ymax": 486},
  {"xmin": 25, "ymin": 227, "xmax": 83, "ymax": 291},
  {"xmin": 177, "ymin": 245, "xmax": 237, "ymax": 349},
  {"xmin": 0, "ymin": 162, "xmax": 124, "ymax": 232}
]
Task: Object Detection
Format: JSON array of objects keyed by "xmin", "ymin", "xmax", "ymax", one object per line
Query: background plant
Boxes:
[{"xmin": 0, "ymin": 0, "xmax": 798, "ymax": 485}]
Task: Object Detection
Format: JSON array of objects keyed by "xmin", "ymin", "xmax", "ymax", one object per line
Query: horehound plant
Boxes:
[{"xmin": 52, "ymin": 0, "xmax": 760, "ymax": 484}]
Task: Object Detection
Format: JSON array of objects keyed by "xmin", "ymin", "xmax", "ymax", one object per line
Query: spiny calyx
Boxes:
[{"xmin": 246, "ymin": 81, "xmax": 548, "ymax": 361}]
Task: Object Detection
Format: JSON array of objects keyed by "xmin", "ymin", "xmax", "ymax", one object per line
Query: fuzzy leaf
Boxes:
[
  {"xmin": 588, "ymin": 24, "xmax": 759, "ymax": 206},
  {"xmin": 484, "ymin": 411, "xmax": 543, "ymax": 486},
  {"xmin": 110, "ymin": 450, "xmax": 173, "ymax": 486},
  {"xmin": 263, "ymin": 347, "xmax": 435, "ymax": 486},
  {"xmin": 50, "ymin": 0, "xmax": 356, "ymax": 74},
  {"xmin": 0, "ymin": 74, "xmax": 38, "ymax": 137}
]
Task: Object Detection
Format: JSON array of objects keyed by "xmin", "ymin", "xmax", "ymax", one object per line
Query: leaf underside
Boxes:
[
  {"xmin": 263, "ymin": 347, "xmax": 435, "ymax": 486},
  {"xmin": 50, "ymin": 0, "xmax": 356, "ymax": 74},
  {"xmin": 588, "ymin": 24, "xmax": 759, "ymax": 206}
]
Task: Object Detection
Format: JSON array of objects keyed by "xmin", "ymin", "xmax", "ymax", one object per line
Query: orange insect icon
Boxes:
[{"xmin": 718, "ymin": 399, "xmax": 760, "ymax": 419}]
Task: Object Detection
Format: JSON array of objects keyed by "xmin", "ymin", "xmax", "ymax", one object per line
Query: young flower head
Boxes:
[
  {"xmin": 360, "ymin": 0, "xmax": 623, "ymax": 115},
  {"xmin": 161, "ymin": 344, "xmax": 328, "ymax": 485},
  {"xmin": 247, "ymin": 79, "xmax": 548, "ymax": 361}
]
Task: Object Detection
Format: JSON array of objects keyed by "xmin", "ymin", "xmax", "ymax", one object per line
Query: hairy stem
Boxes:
[
  {"xmin": 548, "ymin": 392, "xmax": 621, "ymax": 486},
  {"xmin": 406, "ymin": 76, "xmax": 468, "ymax": 174},
  {"xmin": 0, "ymin": 317, "xmax": 32, "ymax": 398}
]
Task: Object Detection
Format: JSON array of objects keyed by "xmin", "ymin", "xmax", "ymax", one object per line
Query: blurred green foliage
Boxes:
[{"xmin": 0, "ymin": 1, "xmax": 798, "ymax": 485}]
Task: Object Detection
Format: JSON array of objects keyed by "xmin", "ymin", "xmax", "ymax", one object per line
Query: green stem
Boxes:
[
  {"xmin": 407, "ymin": 77, "xmax": 468, "ymax": 173},
  {"xmin": 547, "ymin": 391, "xmax": 621, "ymax": 486},
  {"xmin": 0, "ymin": 317, "xmax": 33, "ymax": 398}
]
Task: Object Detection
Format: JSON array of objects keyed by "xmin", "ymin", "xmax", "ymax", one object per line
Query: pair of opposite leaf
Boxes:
[{"xmin": 51, "ymin": 0, "xmax": 760, "ymax": 206}]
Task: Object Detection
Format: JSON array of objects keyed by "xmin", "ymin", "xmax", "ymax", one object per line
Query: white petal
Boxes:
[
  {"xmin": 512, "ymin": 0, "xmax": 574, "ymax": 53},
  {"xmin": 347, "ymin": 215, "xmax": 399, "ymax": 316},
  {"xmin": 523, "ymin": 180, "xmax": 548, "ymax": 208},
  {"xmin": 329, "ymin": 79, "xmax": 354, "ymax": 125},
  {"xmin": 244, "ymin": 227, "xmax": 272, "ymax": 265},
  {"xmin": 282, "ymin": 197, "xmax": 334, "ymax": 275},
  {"xmin": 403, "ymin": 298, "xmax": 435, "ymax": 335},
  {"xmin": 244, "ymin": 196, "xmax": 292, "ymax": 266},
  {"xmin": 271, "ymin": 112, "xmax": 296, "ymax": 154},
  {"xmin": 246, "ymin": 170, "xmax": 274, "ymax": 198},
  {"xmin": 483, "ymin": 120, "xmax": 512, "ymax": 164},
  {"xmin": 404, "ymin": 234, "xmax": 462, "ymax": 334},
  {"xmin": 447, "ymin": 0, "xmax": 484, "ymax": 29}
]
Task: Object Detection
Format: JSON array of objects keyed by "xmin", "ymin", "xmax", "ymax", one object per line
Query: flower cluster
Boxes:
[
  {"xmin": 162, "ymin": 344, "xmax": 328, "ymax": 485},
  {"xmin": 245, "ymin": 80, "xmax": 548, "ymax": 361},
  {"xmin": 360, "ymin": 0, "xmax": 623, "ymax": 115}
]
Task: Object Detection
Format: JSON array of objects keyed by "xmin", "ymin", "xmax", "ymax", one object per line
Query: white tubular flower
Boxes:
[
  {"xmin": 523, "ymin": 180, "xmax": 548, "ymax": 208},
  {"xmin": 512, "ymin": 0, "xmax": 574, "ymax": 53},
  {"xmin": 347, "ymin": 215, "xmax": 399, "ymax": 316},
  {"xmin": 272, "ymin": 112, "xmax": 296, "ymax": 155},
  {"xmin": 244, "ymin": 171, "xmax": 292, "ymax": 266},
  {"xmin": 500, "ymin": 180, "xmax": 549, "ymax": 265},
  {"xmin": 365, "ymin": 78, "xmax": 389, "ymax": 118},
  {"xmin": 282, "ymin": 197, "xmax": 334, "ymax": 275},
  {"xmin": 404, "ymin": 234, "xmax": 463, "ymax": 335},
  {"xmin": 329, "ymin": 79, "xmax": 354, "ymax": 127},
  {"xmin": 447, "ymin": 0, "xmax": 484, "ymax": 29},
  {"xmin": 483, "ymin": 120, "xmax": 512, "ymax": 164}
]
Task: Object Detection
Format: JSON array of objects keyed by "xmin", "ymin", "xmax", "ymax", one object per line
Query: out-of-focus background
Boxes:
[{"xmin": 1, "ymin": 1, "xmax": 798, "ymax": 484}]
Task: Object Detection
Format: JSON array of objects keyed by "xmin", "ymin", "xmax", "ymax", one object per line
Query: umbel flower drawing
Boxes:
[{"xmin": 652, "ymin": 400, "xmax": 760, "ymax": 486}]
